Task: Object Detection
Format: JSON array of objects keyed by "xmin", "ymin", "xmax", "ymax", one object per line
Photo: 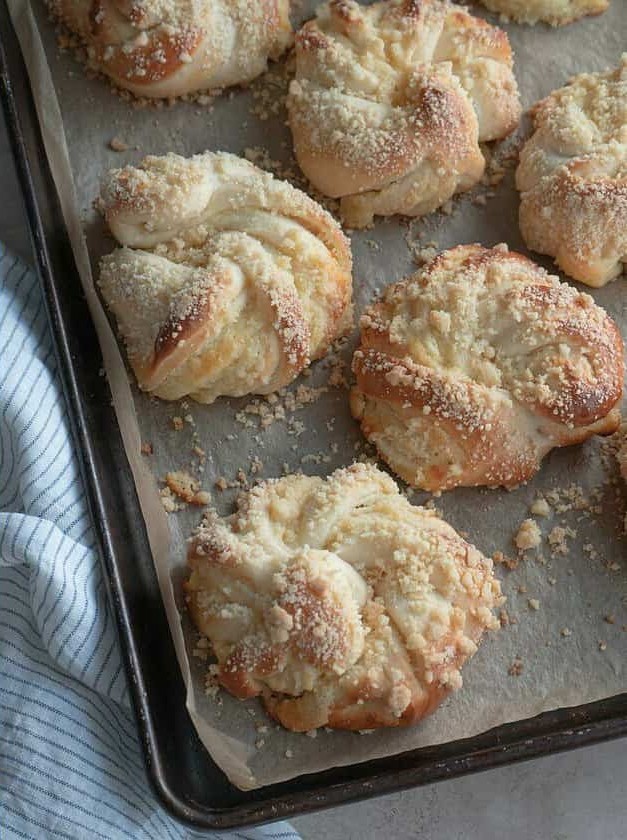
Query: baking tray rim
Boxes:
[{"xmin": 1, "ymin": 6, "xmax": 626, "ymax": 830}]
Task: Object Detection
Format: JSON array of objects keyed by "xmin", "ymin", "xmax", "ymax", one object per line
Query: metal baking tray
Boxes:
[{"xmin": 2, "ymin": 3, "xmax": 626, "ymax": 830}]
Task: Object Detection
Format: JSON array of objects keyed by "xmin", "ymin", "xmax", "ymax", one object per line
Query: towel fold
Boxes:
[{"xmin": 0, "ymin": 242, "xmax": 300, "ymax": 840}]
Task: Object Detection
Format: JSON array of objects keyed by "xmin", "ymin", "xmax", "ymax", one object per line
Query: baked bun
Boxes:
[
  {"xmin": 98, "ymin": 152, "xmax": 353, "ymax": 402},
  {"xmin": 185, "ymin": 462, "xmax": 502, "ymax": 732},
  {"xmin": 350, "ymin": 244, "xmax": 624, "ymax": 492},
  {"xmin": 46, "ymin": 0, "xmax": 292, "ymax": 98},
  {"xmin": 478, "ymin": 0, "xmax": 609, "ymax": 26},
  {"xmin": 287, "ymin": 0, "xmax": 521, "ymax": 228},
  {"xmin": 517, "ymin": 57, "xmax": 627, "ymax": 287}
]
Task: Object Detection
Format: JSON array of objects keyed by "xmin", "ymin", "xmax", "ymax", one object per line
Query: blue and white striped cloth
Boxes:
[{"xmin": 0, "ymin": 242, "xmax": 300, "ymax": 840}]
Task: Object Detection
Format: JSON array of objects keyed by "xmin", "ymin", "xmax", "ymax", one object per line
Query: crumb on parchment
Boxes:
[
  {"xmin": 163, "ymin": 471, "xmax": 210, "ymax": 507},
  {"xmin": 508, "ymin": 657, "xmax": 523, "ymax": 676},
  {"xmin": 108, "ymin": 136, "xmax": 130, "ymax": 151},
  {"xmin": 192, "ymin": 636, "xmax": 210, "ymax": 661},
  {"xmin": 493, "ymin": 550, "xmax": 518, "ymax": 571},
  {"xmin": 204, "ymin": 664, "xmax": 220, "ymax": 698},
  {"xmin": 514, "ymin": 519, "xmax": 541, "ymax": 551},
  {"xmin": 159, "ymin": 486, "xmax": 181, "ymax": 513},
  {"xmin": 548, "ymin": 525, "xmax": 576, "ymax": 556},
  {"xmin": 530, "ymin": 497, "xmax": 551, "ymax": 517},
  {"xmin": 498, "ymin": 608, "xmax": 509, "ymax": 627}
]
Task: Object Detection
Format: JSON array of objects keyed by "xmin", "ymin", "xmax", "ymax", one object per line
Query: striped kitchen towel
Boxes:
[{"xmin": 0, "ymin": 241, "xmax": 301, "ymax": 840}]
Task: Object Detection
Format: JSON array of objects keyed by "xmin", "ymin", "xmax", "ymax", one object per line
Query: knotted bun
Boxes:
[
  {"xmin": 46, "ymin": 0, "xmax": 292, "ymax": 98},
  {"xmin": 98, "ymin": 152, "xmax": 353, "ymax": 402},
  {"xmin": 287, "ymin": 0, "xmax": 521, "ymax": 228},
  {"xmin": 186, "ymin": 462, "xmax": 503, "ymax": 731},
  {"xmin": 351, "ymin": 244, "xmax": 624, "ymax": 491},
  {"xmin": 517, "ymin": 57, "xmax": 627, "ymax": 287}
]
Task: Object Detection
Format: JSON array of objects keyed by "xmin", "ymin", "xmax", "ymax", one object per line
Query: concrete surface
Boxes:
[
  {"xmin": 2, "ymin": 105, "xmax": 625, "ymax": 840},
  {"xmin": 292, "ymin": 739, "xmax": 626, "ymax": 839}
]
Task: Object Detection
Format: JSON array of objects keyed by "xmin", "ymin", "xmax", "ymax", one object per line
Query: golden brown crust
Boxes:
[
  {"xmin": 516, "ymin": 57, "xmax": 627, "ymax": 287},
  {"xmin": 98, "ymin": 152, "xmax": 353, "ymax": 402},
  {"xmin": 46, "ymin": 0, "xmax": 292, "ymax": 98},
  {"xmin": 350, "ymin": 244, "xmax": 624, "ymax": 492},
  {"xmin": 287, "ymin": 0, "xmax": 521, "ymax": 227},
  {"xmin": 479, "ymin": 0, "xmax": 609, "ymax": 26},
  {"xmin": 185, "ymin": 463, "xmax": 503, "ymax": 731}
]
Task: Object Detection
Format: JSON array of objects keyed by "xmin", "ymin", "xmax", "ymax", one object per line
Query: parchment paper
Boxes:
[{"xmin": 9, "ymin": 0, "xmax": 627, "ymax": 791}]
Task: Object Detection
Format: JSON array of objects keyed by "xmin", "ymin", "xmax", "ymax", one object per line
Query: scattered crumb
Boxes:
[
  {"xmin": 108, "ymin": 136, "xmax": 129, "ymax": 152},
  {"xmin": 166, "ymin": 470, "xmax": 199, "ymax": 502},
  {"xmin": 493, "ymin": 550, "xmax": 518, "ymax": 571},
  {"xmin": 530, "ymin": 497, "xmax": 551, "ymax": 517},
  {"xmin": 204, "ymin": 664, "xmax": 220, "ymax": 699},
  {"xmin": 508, "ymin": 657, "xmax": 523, "ymax": 676},
  {"xmin": 545, "ymin": 485, "xmax": 596, "ymax": 515},
  {"xmin": 560, "ymin": 627, "xmax": 572, "ymax": 637},
  {"xmin": 528, "ymin": 598, "xmax": 540, "ymax": 611},
  {"xmin": 235, "ymin": 383, "xmax": 330, "ymax": 431},
  {"xmin": 583, "ymin": 543, "xmax": 599, "ymax": 561},
  {"xmin": 514, "ymin": 519, "xmax": 542, "ymax": 551},
  {"xmin": 598, "ymin": 641, "xmax": 607, "ymax": 651},
  {"xmin": 171, "ymin": 416, "xmax": 184, "ymax": 431},
  {"xmin": 250, "ymin": 456, "xmax": 264, "ymax": 476},
  {"xmin": 159, "ymin": 486, "xmax": 182, "ymax": 513},
  {"xmin": 140, "ymin": 441, "xmax": 153, "ymax": 455},
  {"xmin": 192, "ymin": 636, "xmax": 210, "ymax": 661},
  {"xmin": 498, "ymin": 608, "xmax": 513, "ymax": 627},
  {"xmin": 165, "ymin": 471, "xmax": 210, "ymax": 506},
  {"xmin": 248, "ymin": 58, "xmax": 291, "ymax": 122},
  {"xmin": 284, "ymin": 749, "xmax": 294, "ymax": 759},
  {"xmin": 193, "ymin": 490, "xmax": 211, "ymax": 506},
  {"xmin": 604, "ymin": 614, "xmax": 616, "ymax": 625},
  {"xmin": 548, "ymin": 526, "xmax": 576, "ymax": 556},
  {"xmin": 411, "ymin": 245, "xmax": 438, "ymax": 266},
  {"xmin": 301, "ymin": 451, "xmax": 333, "ymax": 466}
]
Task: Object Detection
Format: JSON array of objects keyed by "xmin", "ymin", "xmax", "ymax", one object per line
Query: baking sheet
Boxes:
[{"xmin": 9, "ymin": 0, "xmax": 627, "ymax": 791}]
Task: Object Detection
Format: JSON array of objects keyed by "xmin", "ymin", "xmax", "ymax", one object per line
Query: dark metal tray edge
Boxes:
[{"xmin": 2, "ymin": 6, "xmax": 626, "ymax": 830}]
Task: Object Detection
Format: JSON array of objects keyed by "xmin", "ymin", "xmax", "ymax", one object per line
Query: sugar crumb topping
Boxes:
[{"xmin": 185, "ymin": 462, "xmax": 503, "ymax": 731}]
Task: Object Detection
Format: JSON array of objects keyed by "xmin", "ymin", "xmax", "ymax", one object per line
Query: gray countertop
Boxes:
[{"xmin": 2, "ymin": 108, "xmax": 624, "ymax": 840}]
